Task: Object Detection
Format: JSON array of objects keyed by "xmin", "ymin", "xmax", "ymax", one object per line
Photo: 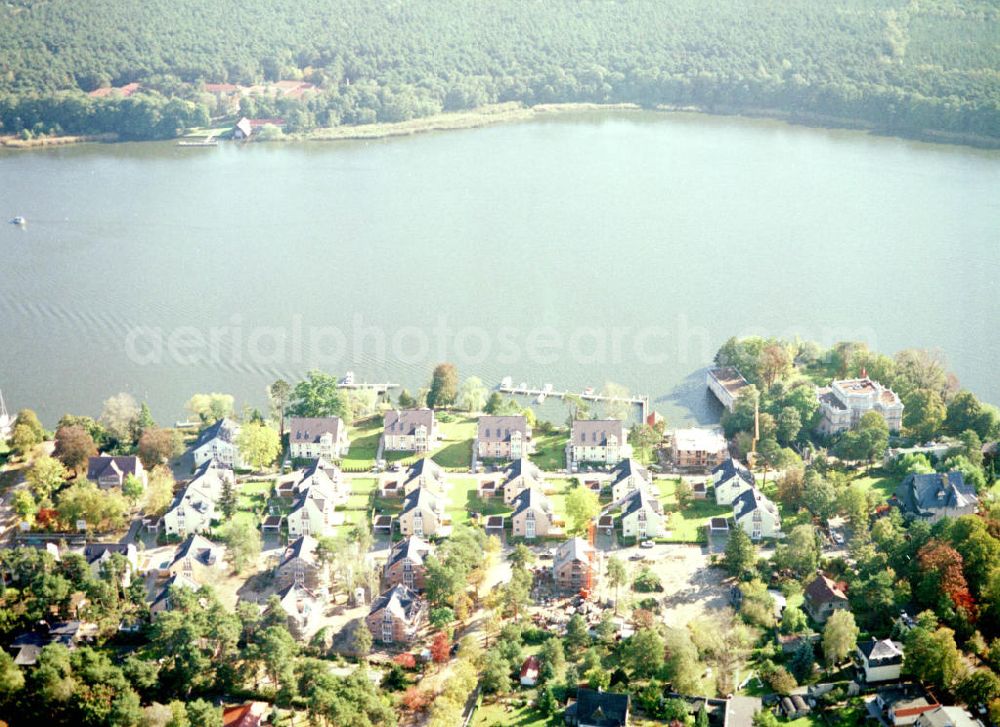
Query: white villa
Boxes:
[
  {"xmin": 569, "ymin": 419, "xmax": 630, "ymax": 467},
  {"xmin": 618, "ymin": 487, "xmax": 666, "ymax": 540},
  {"xmin": 162, "ymin": 460, "xmax": 233, "ymax": 537},
  {"xmin": 732, "ymin": 487, "xmax": 781, "ymax": 540},
  {"xmin": 287, "ymin": 416, "xmax": 350, "ymax": 460},
  {"xmin": 609, "ymin": 458, "xmax": 653, "ymax": 501},
  {"xmin": 713, "ymin": 458, "xmax": 755, "ymax": 505},
  {"xmin": 816, "ymin": 376, "xmax": 903, "ymax": 435},
  {"xmin": 191, "ymin": 418, "xmax": 245, "ymax": 469}
]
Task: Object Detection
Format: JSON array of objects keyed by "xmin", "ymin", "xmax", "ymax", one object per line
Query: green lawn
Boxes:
[
  {"xmin": 657, "ymin": 478, "xmax": 730, "ymax": 542},
  {"xmin": 530, "ymin": 429, "xmax": 568, "ymax": 471},
  {"xmin": 472, "ymin": 698, "xmax": 555, "ymax": 727},
  {"xmin": 431, "ymin": 415, "xmax": 477, "ymax": 470},
  {"xmin": 848, "ymin": 469, "xmax": 898, "ymax": 503},
  {"xmin": 342, "ymin": 420, "xmax": 383, "ymax": 470}
]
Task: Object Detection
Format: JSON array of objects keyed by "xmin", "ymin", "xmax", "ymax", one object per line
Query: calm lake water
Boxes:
[{"xmin": 1, "ymin": 111, "xmax": 998, "ymax": 427}]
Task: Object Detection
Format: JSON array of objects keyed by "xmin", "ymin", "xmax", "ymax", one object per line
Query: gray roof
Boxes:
[
  {"xmin": 859, "ymin": 638, "xmax": 904, "ymax": 666},
  {"xmin": 83, "ymin": 543, "xmax": 134, "ymax": 565},
  {"xmin": 405, "ymin": 457, "xmax": 445, "ymax": 484},
  {"xmin": 171, "ymin": 534, "xmax": 220, "ymax": 568},
  {"xmin": 370, "ymin": 583, "xmax": 424, "ymax": 622},
  {"xmin": 384, "ymin": 409, "xmax": 434, "ymax": 436},
  {"xmin": 620, "ymin": 486, "xmax": 662, "ymax": 518},
  {"xmin": 86, "ymin": 455, "xmax": 140, "ymax": 481},
  {"xmin": 894, "ymin": 471, "xmax": 977, "ymax": 517},
  {"xmin": 280, "ymin": 535, "xmax": 319, "ymax": 568},
  {"xmin": 713, "ymin": 457, "xmax": 754, "ymax": 485},
  {"xmin": 512, "ymin": 486, "xmax": 552, "ymax": 518},
  {"xmin": 611, "ymin": 458, "xmax": 651, "ymax": 487},
  {"xmin": 554, "ymin": 537, "xmax": 594, "ymax": 570},
  {"xmin": 733, "ymin": 487, "xmax": 779, "ymax": 521},
  {"xmin": 568, "ymin": 688, "xmax": 630, "ymax": 727},
  {"xmin": 402, "ymin": 486, "xmax": 442, "ymax": 516},
  {"xmin": 289, "ymin": 416, "xmax": 344, "ymax": 444},
  {"xmin": 387, "ymin": 535, "xmax": 434, "ymax": 569},
  {"xmin": 193, "ymin": 418, "xmax": 238, "ymax": 449},
  {"xmin": 503, "ymin": 456, "xmax": 544, "ymax": 487},
  {"xmin": 477, "ymin": 415, "xmax": 529, "ymax": 443},
  {"xmin": 572, "ymin": 419, "xmax": 624, "ymax": 446}
]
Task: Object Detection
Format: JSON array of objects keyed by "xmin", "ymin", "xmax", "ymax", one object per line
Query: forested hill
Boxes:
[{"xmin": 1, "ymin": 0, "xmax": 998, "ymax": 142}]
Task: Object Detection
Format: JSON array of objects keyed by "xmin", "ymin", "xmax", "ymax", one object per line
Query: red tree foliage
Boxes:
[
  {"xmin": 402, "ymin": 686, "xmax": 431, "ymax": 712},
  {"xmin": 430, "ymin": 631, "xmax": 451, "ymax": 664},
  {"xmin": 393, "ymin": 653, "xmax": 417, "ymax": 669},
  {"xmin": 917, "ymin": 540, "xmax": 977, "ymax": 619}
]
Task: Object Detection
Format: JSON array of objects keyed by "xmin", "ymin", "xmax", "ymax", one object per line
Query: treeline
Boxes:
[{"xmin": 0, "ymin": 0, "xmax": 997, "ymax": 141}]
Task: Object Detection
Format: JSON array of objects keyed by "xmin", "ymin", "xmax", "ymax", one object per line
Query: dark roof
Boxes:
[
  {"xmin": 405, "ymin": 457, "xmax": 444, "ymax": 484},
  {"xmin": 569, "ymin": 688, "xmax": 630, "ymax": 727},
  {"xmin": 384, "ymin": 409, "xmax": 434, "ymax": 436},
  {"xmin": 172, "ymin": 534, "xmax": 220, "ymax": 568},
  {"xmin": 512, "ymin": 487, "xmax": 552, "ymax": 518},
  {"xmin": 86, "ymin": 455, "xmax": 140, "ymax": 481},
  {"xmin": 611, "ymin": 458, "xmax": 651, "ymax": 486},
  {"xmin": 82, "ymin": 543, "xmax": 132, "ymax": 564},
  {"xmin": 280, "ymin": 535, "xmax": 319, "ymax": 568},
  {"xmin": 733, "ymin": 487, "xmax": 778, "ymax": 520},
  {"xmin": 572, "ymin": 419, "xmax": 625, "ymax": 446},
  {"xmin": 805, "ymin": 574, "xmax": 848, "ymax": 606},
  {"xmin": 387, "ymin": 535, "xmax": 434, "ymax": 569},
  {"xmin": 712, "ymin": 457, "xmax": 754, "ymax": 485},
  {"xmin": 402, "ymin": 486, "xmax": 441, "ymax": 516},
  {"xmin": 194, "ymin": 418, "xmax": 237, "ymax": 448},
  {"xmin": 894, "ymin": 471, "xmax": 977, "ymax": 517},
  {"xmin": 621, "ymin": 487, "xmax": 661, "ymax": 518},
  {"xmin": 369, "ymin": 584, "xmax": 423, "ymax": 621},
  {"xmin": 478, "ymin": 415, "xmax": 529, "ymax": 443},
  {"xmin": 289, "ymin": 416, "xmax": 344, "ymax": 444},
  {"xmin": 503, "ymin": 456, "xmax": 543, "ymax": 487},
  {"xmin": 859, "ymin": 638, "xmax": 904, "ymax": 665}
]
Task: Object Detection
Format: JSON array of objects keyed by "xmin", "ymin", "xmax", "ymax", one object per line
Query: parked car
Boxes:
[{"xmin": 640, "ymin": 540, "xmax": 655, "ymax": 549}]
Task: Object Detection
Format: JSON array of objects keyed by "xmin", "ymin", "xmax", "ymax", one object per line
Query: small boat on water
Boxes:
[
  {"xmin": 582, "ymin": 386, "xmax": 595, "ymax": 397},
  {"xmin": 9, "ymin": 216, "xmax": 26, "ymax": 226},
  {"xmin": 340, "ymin": 371, "xmax": 356, "ymax": 386}
]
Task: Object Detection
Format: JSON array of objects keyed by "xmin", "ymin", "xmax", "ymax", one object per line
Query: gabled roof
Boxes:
[
  {"xmin": 384, "ymin": 409, "xmax": 435, "ymax": 436},
  {"xmin": 194, "ymin": 418, "xmax": 239, "ymax": 449},
  {"xmin": 280, "ymin": 535, "xmax": 319, "ymax": 569},
  {"xmin": 894, "ymin": 471, "xmax": 977, "ymax": 516},
  {"xmin": 713, "ymin": 457, "xmax": 755, "ymax": 485},
  {"xmin": 732, "ymin": 487, "xmax": 779, "ymax": 521},
  {"xmin": 554, "ymin": 537, "xmax": 594, "ymax": 569},
  {"xmin": 404, "ymin": 457, "xmax": 445, "ymax": 486},
  {"xmin": 512, "ymin": 486, "xmax": 552, "ymax": 518},
  {"xmin": 804, "ymin": 574, "xmax": 848, "ymax": 606},
  {"xmin": 83, "ymin": 543, "xmax": 135, "ymax": 565},
  {"xmin": 502, "ymin": 456, "xmax": 545, "ymax": 488},
  {"xmin": 478, "ymin": 415, "xmax": 529, "ymax": 443},
  {"xmin": 277, "ymin": 581, "xmax": 321, "ymax": 615},
  {"xmin": 611, "ymin": 458, "xmax": 651, "ymax": 487},
  {"xmin": 86, "ymin": 455, "xmax": 141, "ymax": 482},
  {"xmin": 369, "ymin": 584, "xmax": 424, "ymax": 623},
  {"xmin": 387, "ymin": 535, "xmax": 434, "ymax": 570},
  {"xmin": 402, "ymin": 486, "xmax": 443, "ymax": 516},
  {"xmin": 620, "ymin": 486, "xmax": 662, "ymax": 519},
  {"xmin": 572, "ymin": 419, "xmax": 624, "ymax": 445},
  {"xmin": 289, "ymin": 416, "xmax": 345, "ymax": 444},
  {"xmin": 521, "ymin": 655, "xmax": 540, "ymax": 678},
  {"xmin": 151, "ymin": 573, "xmax": 199, "ymax": 609},
  {"xmin": 569, "ymin": 688, "xmax": 630, "ymax": 727},
  {"xmin": 859, "ymin": 638, "xmax": 904, "ymax": 665},
  {"xmin": 171, "ymin": 534, "xmax": 221, "ymax": 568}
]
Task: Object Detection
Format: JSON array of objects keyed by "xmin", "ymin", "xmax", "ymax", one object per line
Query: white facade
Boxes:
[
  {"xmin": 163, "ymin": 461, "xmax": 232, "ymax": 537},
  {"xmin": 816, "ymin": 378, "xmax": 903, "ymax": 435},
  {"xmin": 191, "ymin": 418, "xmax": 246, "ymax": 469}
]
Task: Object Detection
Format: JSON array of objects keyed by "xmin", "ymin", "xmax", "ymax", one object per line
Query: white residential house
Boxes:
[
  {"xmin": 287, "ymin": 417, "xmax": 350, "ymax": 460},
  {"xmin": 382, "ymin": 409, "xmax": 437, "ymax": 453},
  {"xmin": 609, "ymin": 458, "xmax": 653, "ymax": 501},
  {"xmin": 732, "ymin": 487, "xmax": 781, "ymax": 540},
  {"xmin": 285, "ymin": 462, "xmax": 345, "ymax": 539},
  {"xmin": 501, "ymin": 456, "xmax": 547, "ymax": 505},
  {"xmin": 713, "ymin": 458, "xmax": 756, "ymax": 505},
  {"xmin": 162, "ymin": 460, "xmax": 233, "ymax": 537},
  {"xmin": 569, "ymin": 419, "xmax": 630, "ymax": 467},
  {"xmin": 191, "ymin": 418, "xmax": 246, "ymax": 469},
  {"xmin": 816, "ymin": 376, "xmax": 904, "ymax": 435},
  {"xmin": 857, "ymin": 639, "xmax": 904, "ymax": 683},
  {"xmin": 617, "ymin": 487, "xmax": 666, "ymax": 540}
]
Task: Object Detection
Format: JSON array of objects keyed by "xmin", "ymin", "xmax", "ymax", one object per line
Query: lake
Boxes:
[{"xmin": 1, "ymin": 110, "xmax": 998, "ymax": 427}]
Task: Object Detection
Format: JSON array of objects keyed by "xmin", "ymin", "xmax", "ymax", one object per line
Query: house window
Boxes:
[
  {"xmin": 414, "ymin": 513, "xmax": 424, "ymax": 537},
  {"xmin": 382, "ymin": 615, "xmax": 393, "ymax": 643}
]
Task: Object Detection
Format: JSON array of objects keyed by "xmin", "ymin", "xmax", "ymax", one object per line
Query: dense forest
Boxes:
[{"xmin": 0, "ymin": 0, "xmax": 998, "ymax": 140}]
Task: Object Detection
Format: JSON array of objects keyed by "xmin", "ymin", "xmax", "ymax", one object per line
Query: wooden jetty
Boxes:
[{"xmin": 498, "ymin": 379, "xmax": 649, "ymax": 421}]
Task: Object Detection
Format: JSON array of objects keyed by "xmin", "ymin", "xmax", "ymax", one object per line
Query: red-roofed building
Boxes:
[
  {"xmin": 520, "ymin": 655, "xmax": 540, "ymax": 686},
  {"xmin": 88, "ymin": 83, "xmax": 141, "ymax": 99},
  {"xmin": 222, "ymin": 701, "xmax": 267, "ymax": 727}
]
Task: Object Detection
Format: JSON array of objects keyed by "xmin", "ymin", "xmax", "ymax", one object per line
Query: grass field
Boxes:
[
  {"xmin": 656, "ymin": 477, "xmax": 730, "ymax": 542},
  {"xmin": 431, "ymin": 415, "xmax": 477, "ymax": 469},
  {"xmin": 530, "ymin": 430, "xmax": 568, "ymax": 471},
  {"xmin": 472, "ymin": 698, "xmax": 554, "ymax": 727},
  {"xmin": 342, "ymin": 420, "xmax": 383, "ymax": 470}
]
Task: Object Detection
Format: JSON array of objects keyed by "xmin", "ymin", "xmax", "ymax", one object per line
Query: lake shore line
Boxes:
[{"xmin": 5, "ymin": 101, "xmax": 998, "ymax": 152}]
